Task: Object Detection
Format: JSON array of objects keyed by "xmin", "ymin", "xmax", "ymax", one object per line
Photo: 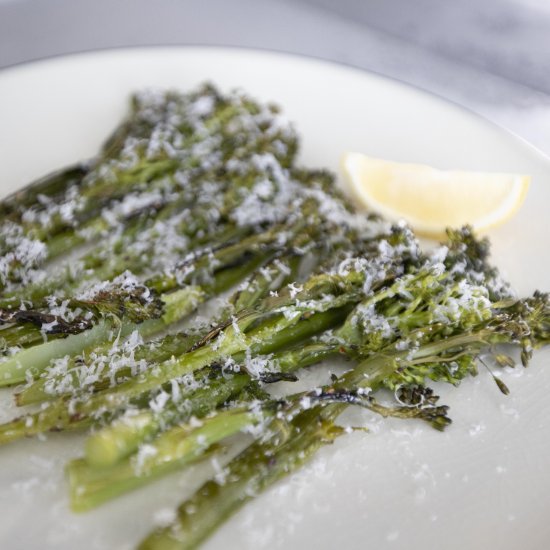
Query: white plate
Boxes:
[{"xmin": 0, "ymin": 47, "xmax": 549, "ymax": 550}]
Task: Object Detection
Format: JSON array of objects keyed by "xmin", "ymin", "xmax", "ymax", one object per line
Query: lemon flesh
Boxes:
[{"xmin": 341, "ymin": 152, "xmax": 530, "ymax": 238}]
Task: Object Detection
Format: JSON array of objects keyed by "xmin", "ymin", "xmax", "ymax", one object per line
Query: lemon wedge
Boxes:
[{"xmin": 341, "ymin": 152, "xmax": 530, "ymax": 237}]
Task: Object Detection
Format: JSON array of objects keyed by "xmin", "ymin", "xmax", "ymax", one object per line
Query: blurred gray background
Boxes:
[{"xmin": 1, "ymin": 0, "xmax": 549, "ymax": 153}]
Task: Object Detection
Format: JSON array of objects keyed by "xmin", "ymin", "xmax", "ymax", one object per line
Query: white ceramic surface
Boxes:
[{"xmin": 0, "ymin": 47, "xmax": 549, "ymax": 550}]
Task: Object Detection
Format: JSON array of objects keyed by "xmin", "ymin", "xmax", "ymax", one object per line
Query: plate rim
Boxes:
[{"xmin": 1, "ymin": 43, "xmax": 549, "ymax": 170}]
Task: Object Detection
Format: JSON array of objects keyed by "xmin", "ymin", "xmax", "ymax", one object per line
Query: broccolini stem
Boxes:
[
  {"xmin": 0, "ymin": 306, "xmax": 351, "ymax": 444},
  {"xmin": 83, "ymin": 340, "xmax": 336, "ymax": 469},
  {"xmin": 69, "ymin": 406, "xmax": 264, "ymax": 511}
]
